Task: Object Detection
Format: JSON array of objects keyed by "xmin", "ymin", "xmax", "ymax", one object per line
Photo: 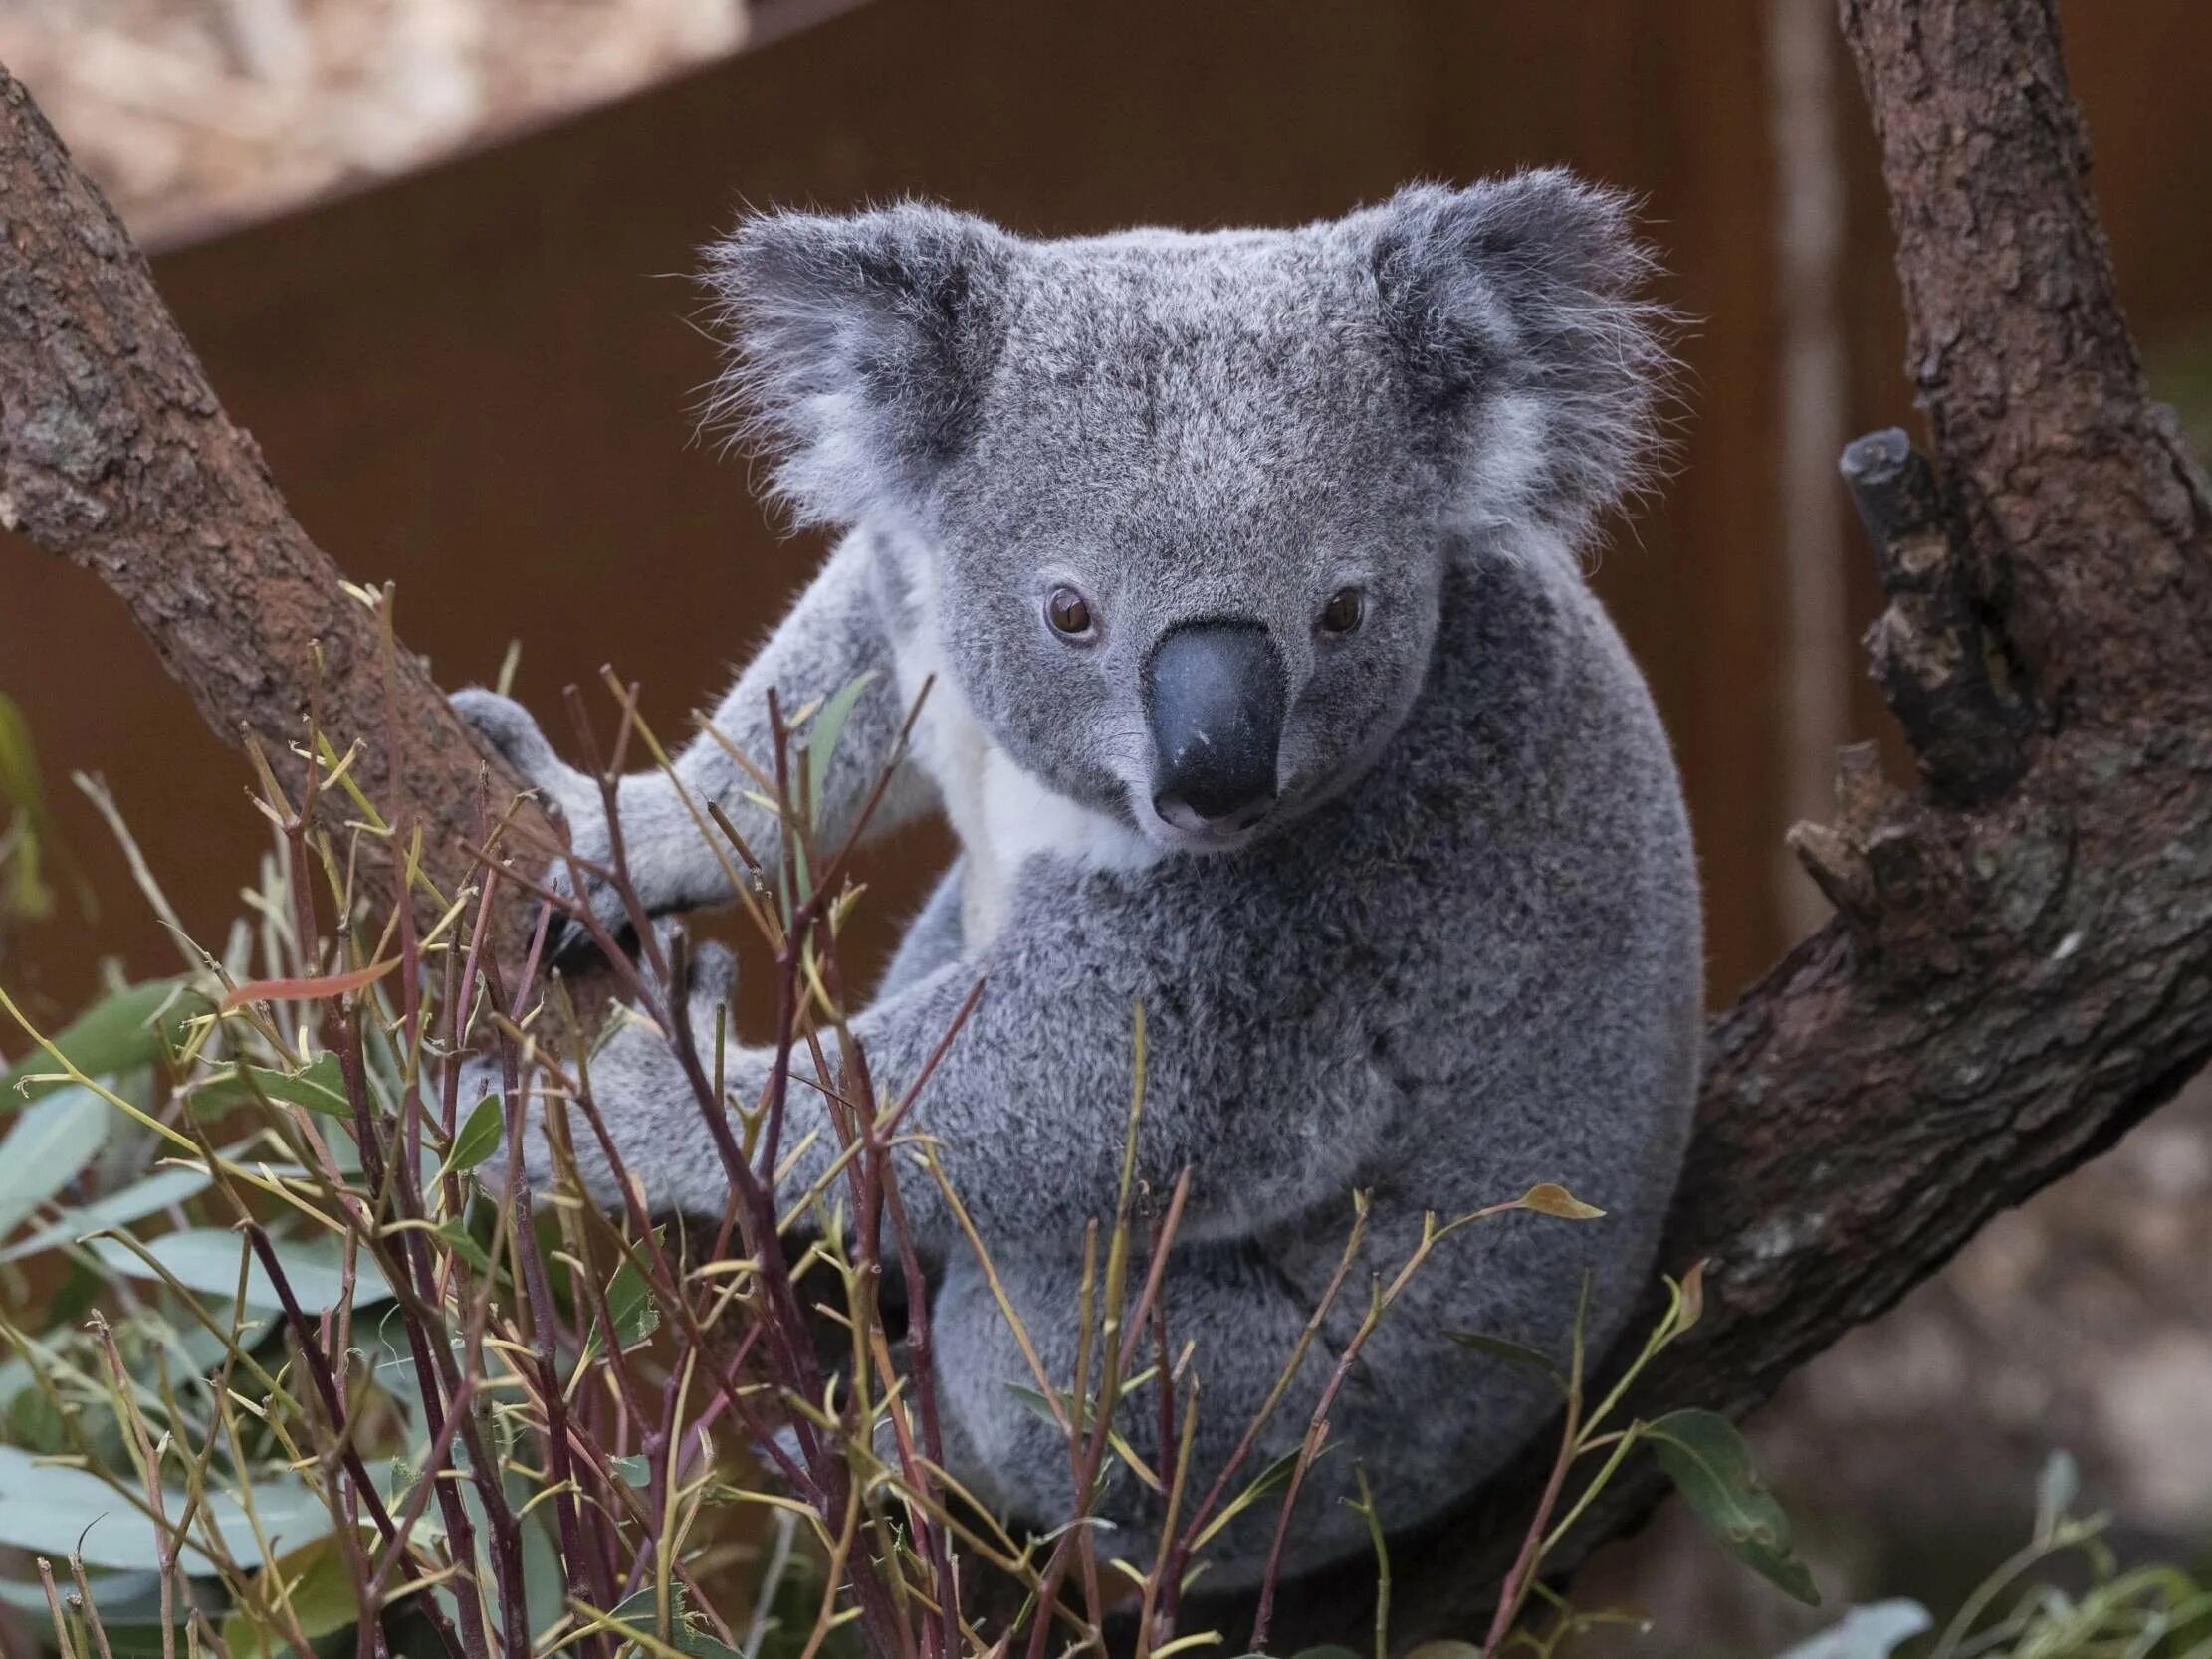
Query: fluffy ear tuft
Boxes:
[
  {"xmin": 1362, "ymin": 170, "xmax": 1677, "ymax": 549},
  {"xmin": 703, "ymin": 202, "xmax": 1015, "ymax": 528}
]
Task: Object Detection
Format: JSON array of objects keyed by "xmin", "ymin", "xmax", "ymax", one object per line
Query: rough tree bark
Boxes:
[
  {"xmin": 1264, "ymin": 0, "xmax": 2212, "ymax": 1640},
  {"xmin": 0, "ymin": 67, "xmax": 549, "ymax": 955},
  {"xmin": 2, "ymin": 0, "xmax": 2209, "ymax": 1647}
]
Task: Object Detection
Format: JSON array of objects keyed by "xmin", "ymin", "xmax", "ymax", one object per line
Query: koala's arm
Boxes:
[
  {"xmin": 457, "ymin": 531, "xmax": 932, "ymax": 941},
  {"xmin": 535, "ymin": 909, "xmax": 1388, "ymax": 1246}
]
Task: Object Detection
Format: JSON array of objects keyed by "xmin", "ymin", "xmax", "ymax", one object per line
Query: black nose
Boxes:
[{"xmin": 1143, "ymin": 621, "xmax": 1285, "ymax": 833}]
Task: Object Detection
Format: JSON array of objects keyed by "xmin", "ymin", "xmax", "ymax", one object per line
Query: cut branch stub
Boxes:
[
  {"xmin": 1261, "ymin": 2, "xmax": 2212, "ymax": 1646},
  {"xmin": 1843, "ymin": 0, "xmax": 2212, "ymax": 717},
  {"xmin": 1841, "ymin": 427, "xmax": 2035, "ymax": 805}
]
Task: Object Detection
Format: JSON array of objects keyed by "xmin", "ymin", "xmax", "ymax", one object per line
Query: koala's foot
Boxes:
[{"xmin": 451, "ymin": 687, "xmax": 643, "ymax": 963}]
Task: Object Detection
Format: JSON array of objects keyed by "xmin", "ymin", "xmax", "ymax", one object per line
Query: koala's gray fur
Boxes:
[{"xmin": 456, "ymin": 172, "xmax": 1699, "ymax": 1588}]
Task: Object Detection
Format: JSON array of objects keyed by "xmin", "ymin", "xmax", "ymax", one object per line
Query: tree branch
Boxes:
[
  {"xmin": 0, "ymin": 65, "xmax": 548, "ymax": 949},
  {"xmin": 1254, "ymin": 0, "xmax": 2212, "ymax": 1643},
  {"xmin": 5, "ymin": 0, "xmax": 2211, "ymax": 1649}
]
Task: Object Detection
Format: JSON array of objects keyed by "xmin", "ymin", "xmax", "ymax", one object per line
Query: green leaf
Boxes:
[
  {"xmin": 221, "ymin": 1537, "xmax": 361, "ymax": 1658},
  {"xmin": 1775, "ymin": 1600, "xmax": 1931, "ymax": 1659},
  {"xmin": 0, "ymin": 694, "xmax": 55, "ymax": 922},
  {"xmin": 89, "ymin": 1227, "xmax": 394, "ymax": 1313},
  {"xmin": 188, "ymin": 1052, "xmax": 350, "ymax": 1119},
  {"xmin": 802, "ymin": 670, "xmax": 878, "ymax": 825},
  {"xmin": 0, "ymin": 1570, "xmax": 171, "ymax": 1621},
  {"xmin": 0, "ymin": 1083, "xmax": 111, "ymax": 1236},
  {"xmin": 1514, "ymin": 1181, "xmax": 1606, "ymax": 1221},
  {"xmin": 2, "ymin": 1163, "xmax": 214, "ymax": 1262},
  {"xmin": 0, "ymin": 979, "xmax": 210, "ymax": 1106},
  {"xmin": 442, "ymin": 1093, "xmax": 504, "ymax": 1176},
  {"xmin": 519, "ymin": 1505, "xmax": 567, "ymax": 1651},
  {"xmin": 0, "ymin": 1446, "xmax": 332, "ymax": 1573},
  {"xmin": 1447, "ymin": 1330, "xmax": 1569, "ymax": 1393},
  {"xmin": 605, "ymin": 1584, "xmax": 745, "ymax": 1658},
  {"xmin": 1645, "ymin": 1407, "xmax": 1819, "ymax": 1605},
  {"xmin": 1191, "ymin": 1447, "xmax": 1306, "ymax": 1551},
  {"xmin": 1287, "ymin": 1647, "xmax": 1362, "ymax": 1659},
  {"xmin": 1004, "ymin": 1380, "xmax": 1064, "ymax": 1431},
  {"xmin": 608, "ymin": 1454, "xmax": 651, "ymax": 1487},
  {"xmin": 0, "ymin": 694, "xmax": 45, "ymax": 819},
  {"xmin": 2035, "ymin": 1448, "xmax": 2080, "ymax": 1537},
  {"xmin": 429, "ymin": 1220, "xmax": 496, "ymax": 1279},
  {"xmin": 604, "ymin": 1255, "xmax": 660, "ymax": 1349},
  {"xmin": 1001, "ymin": 1380, "xmax": 1161, "ymax": 1493}
]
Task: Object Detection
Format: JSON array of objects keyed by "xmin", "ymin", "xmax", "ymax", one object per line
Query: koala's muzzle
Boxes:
[{"xmin": 1143, "ymin": 621, "xmax": 1286, "ymax": 835}]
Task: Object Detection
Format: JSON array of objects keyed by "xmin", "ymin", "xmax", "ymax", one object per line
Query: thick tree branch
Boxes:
[
  {"xmin": 5, "ymin": 0, "xmax": 2212, "ymax": 1650},
  {"xmin": 0, "ymin": 66, "xmax": 547, "ymax": 946},
  {"xmin": 1259, "ymin": 0, "xmax": 2212, "ymax": 1644}
]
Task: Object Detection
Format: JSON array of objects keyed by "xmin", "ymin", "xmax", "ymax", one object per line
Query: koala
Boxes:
[{"xmin": 455, "ymin": 172, "xmax": 1699, "ymax": 1590}]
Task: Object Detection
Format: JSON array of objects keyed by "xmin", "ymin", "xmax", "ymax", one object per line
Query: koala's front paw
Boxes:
[
  {"xmin": 454, "ymin": 1042, "xmax": 637, "ymax": 1217},
  {"xmin": 452, "ymin": 688, "xmax": 595, "ymax": 819},
  {"xmin": 451, "ymin": 687, "xmax": 637, "ymax": 963},
  {"xmin": 462, "ymin": 929, "xmax": 743, "ymax": 1216}
]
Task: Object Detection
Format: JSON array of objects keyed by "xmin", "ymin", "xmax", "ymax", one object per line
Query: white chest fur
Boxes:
[{"xmin": 890, "ymin": 630, "xmax": 1160, "ymax": 947}]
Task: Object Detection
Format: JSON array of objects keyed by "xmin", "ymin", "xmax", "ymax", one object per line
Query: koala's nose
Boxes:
[{"xmin": 1143, "ymin": 621, "xmax": 1286, "ymax": 833}]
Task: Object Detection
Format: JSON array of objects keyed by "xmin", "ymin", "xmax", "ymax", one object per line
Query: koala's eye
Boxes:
[
  {"xmin": 1045, "ymin": 586, "xmax": 1096, "ymax": 641},
  {"xmin": 1319, "ymin": 588, "xmax": 1366, "ymax": 636}
]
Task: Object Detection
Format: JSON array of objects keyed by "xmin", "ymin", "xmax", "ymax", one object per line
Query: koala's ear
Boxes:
[
  {"xmin": 705, "ymin": 202, "xmax": 1016, "ymax": 527},
  {"xmin": 1359, "ymin": 171, "xmax": 1673, "ymax": 545}
]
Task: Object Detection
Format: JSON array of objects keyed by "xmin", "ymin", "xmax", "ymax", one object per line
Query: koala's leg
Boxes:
[
  {"xmin": 932, "ymin": 1237, "xmax": 1381, "ymax": 1591},
  {"xmin": 453, "ymin": 527, "xmax": 936, "ymax": 952},
  {"xmin": 874, "ymin": 862, "xmax": 966, "ymax": 1001}
]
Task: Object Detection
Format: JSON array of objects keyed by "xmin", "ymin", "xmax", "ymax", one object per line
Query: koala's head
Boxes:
[{"xmin": 707, "ymin": 174, "xmax": 1669, "ymax": 853}]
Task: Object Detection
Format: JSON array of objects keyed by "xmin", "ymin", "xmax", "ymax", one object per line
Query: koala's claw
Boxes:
[{"xmin": 453, "ymin": 686, "xmax": 638, "ymax": 961}]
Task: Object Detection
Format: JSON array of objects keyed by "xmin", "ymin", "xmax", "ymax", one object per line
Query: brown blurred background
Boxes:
[{"xmin": 4, "ymin": 0, "xmax": 2212, "ymax": 1646}]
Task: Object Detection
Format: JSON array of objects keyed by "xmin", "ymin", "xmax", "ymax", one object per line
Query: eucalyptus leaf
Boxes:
[
  {"xmin": 2, "ymin": 1162, "xmax": 212, "ymax": 1262},
  {"xmin": 442, "ymin": 1093, "xmax": 504, "ymax": 1176},
  {"xmin": 0, "ymin": 693, "xmax": 45, "ymax": 817},
  {"xmin": 606, "ymin": 1584, "xmax": 745, "ymax": 1658},
  {"xmin": 604, "ymin": 1255, "xmax": 660, "ymax": 1349},
  {"xmin": 0, "ymin": 979, "xmax": 209, "ymax": 1106},
  {"xmin": 1775, "ymin": 1600, "xmax": 1932, "ymax": 1659},
  {"xmin": 188, "ymin": 1052, "xmax": 350, "ymax": 1120},
  {"xmin": 0, "ymin": 693, "xmax": 54, "ymax": 921},
  {"xmin": 221, "ymin": 1536, "xmax": 361, "ymax": 1658},
  {"xmin": 1514, "ymin": 1181, "xmax": 1606, "ymax": 1221},
  {"xmin": 1191, "ymin": 1447, "xmax": 1306, "ymax": 1551},
  {"xmin": 90, "ymin": 1227, "xmax": 393, "ymax": 1313},
  {"xmin": 2035, "ymin": 1448, "xmax": 2080, "ymax": 1537},
  {"xmin": 0, "ymin": 1445, "xmax": 332, "ymax": 1572},
  {"xmin": 520, "ymin": 1506, "xmax": 566, "ymax": 1650},
  {"xmin": 1004, "ymin": 1380, "xmax": 1064, "ymax": 1432},
  {"xmin": 803, "ymin": 670, "xmax": 878, "ymax": 825},
  {"xmin": 0, "ymin": 1084, "xmax": 111, "ymax": 1237},
  {"xmin": 0, "ymin": 1569, "xmax": 168, "ymax": 1618},
  {"xmin": 430, "ymin": 1221, "xmax": 495, "ymax": 1279},
  {"xmin": 1646, "ymin": 1407, "xmax": 1819, "ymax": 1605},
  {"xmin": 1446, "ymin": 1330, "xmax": 1569, "ymax": 1393}
]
